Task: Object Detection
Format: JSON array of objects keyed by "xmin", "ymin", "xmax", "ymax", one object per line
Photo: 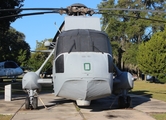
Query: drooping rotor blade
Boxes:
[
  {"xmin": 0, "ymin": 8, "xmax": 67, "ymax": 12},
  {"xmin": 94, "ymin": 8, "xmax": 166, "ymax": 14},
  {"xmin": 0, "ymin": 11, "xmax": 59, "ymax": 19},
  {"xmin": 31, "ymin": 50, "xmax": 52, "ymax": 53},
  {"xmin": 98, "ymin": 12, "xmax": 166, "ymax": 23}
]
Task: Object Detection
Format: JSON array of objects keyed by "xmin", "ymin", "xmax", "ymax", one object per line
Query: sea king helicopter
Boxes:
[{"xmin": 0, "ymin": 3, "xmax": 165, "ymax": 109}]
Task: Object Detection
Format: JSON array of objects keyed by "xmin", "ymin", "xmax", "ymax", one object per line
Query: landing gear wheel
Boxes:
[
  {"xmin": 118, "ymin": 96, "xmax": 126, "ymax": 108},
  {"xmin": 32, "ymin": 97, "xmax": 38, "ymax": 109},
  {"xmin": 118, "ymin": 96, "xmax": 132, "ymax": 108},
  {"xmin": 25, "ymin": 97, "xmax": 30, "ymax": 109},
  {"xmin": 126, "ymin": 96, "xmax": 132, "ymax": 108}
]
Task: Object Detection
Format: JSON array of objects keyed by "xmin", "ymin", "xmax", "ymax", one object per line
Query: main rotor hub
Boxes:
[{"xmin": 65, "ymin": 3, "xmax": 94, "ymax": 16}]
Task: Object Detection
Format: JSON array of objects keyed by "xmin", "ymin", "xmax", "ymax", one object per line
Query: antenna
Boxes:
[
  {"xmin": 54, "ymin": 22, "xmax": 61, "ymax": 33},
  {"xmin": 104, "ymin": 23, "xmax": 110, "ymax": 31}
]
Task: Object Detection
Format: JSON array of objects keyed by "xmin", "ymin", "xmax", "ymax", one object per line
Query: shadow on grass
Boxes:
[
  {"xmin": 129, "ymin": 90, "xmax": 153, "ymax": 108},
  {"xmin": 129, "ymin": 90, "xmax": 153, "ymax": 98}
]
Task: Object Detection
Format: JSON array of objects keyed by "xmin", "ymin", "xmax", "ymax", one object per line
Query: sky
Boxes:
[{"xmin": 11, "ymin": 0, "xmax": 102, "ymax": 50}]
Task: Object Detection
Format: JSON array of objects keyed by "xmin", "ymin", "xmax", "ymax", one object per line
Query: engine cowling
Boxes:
[
  {"xmin": 113, "ymin": 72, "xmax": 134, "ymax": 94},
  {"xmin": 22, "ymin": 72, "xmax": 41, "ymax": 91}
]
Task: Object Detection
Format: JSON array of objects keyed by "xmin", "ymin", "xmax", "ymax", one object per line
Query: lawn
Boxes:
[
  {"xmin": 130, "ymin": 80, "xmax": 166, "ymax": 102},
  {"xmin": 0, "ymin": 115, "xmax": 12, "ymax": 120},
  {"xmin": 130, "ymin": 80, "xmax": 166, "ymax": 120}
]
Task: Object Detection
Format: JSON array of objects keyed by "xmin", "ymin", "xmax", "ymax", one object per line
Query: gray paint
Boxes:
[{"xmin": 64, "ymin": 16, "xmax": 101, "ymax": 31}]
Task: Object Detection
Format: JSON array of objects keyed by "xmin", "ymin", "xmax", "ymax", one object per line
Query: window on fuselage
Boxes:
[
  {"xmin": 4, "ymin": 62, "xmax": 18, "ymax": 68},
  {"xmin": 55, "ymin": 29, "xmax": 112, "ymax": 56}
]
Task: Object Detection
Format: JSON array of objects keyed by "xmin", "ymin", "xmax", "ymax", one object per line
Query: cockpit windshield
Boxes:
[
  {"xmin": 55, "ymin": 29, "xmax": 112, "ymax": 56},
  {"xmin": 4, "ymin": 61, "xmax": 18, "ymax": 68}
]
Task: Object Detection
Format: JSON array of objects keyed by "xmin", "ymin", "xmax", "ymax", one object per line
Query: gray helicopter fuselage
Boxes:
[{"xmin": 52, "ymin": 16, "xmax": 114, "ymax": 105}]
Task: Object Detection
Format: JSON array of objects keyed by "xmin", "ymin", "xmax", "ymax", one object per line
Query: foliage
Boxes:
[
  {"xmin": 99, "ymin": 0, "xmax": 165, "ymax": 43},
  {"xmin": 137, "ymin": 30, "xmax": 166, "ymax": 83},
  {"xmin": 0, "ymin": 0, "xmax": 24, "ymax": 32},
  {"xmin": 98, "ymin": 0, "xmax": 166, "ymax": 72},
  {"xmin": 18, "ymin": 49, "xmax": 29, "ymax": 67},
  {"xmin": 111, "ymin": 41, "xmax": 119, "ymax": 64},
  {"xmin": 27, "ymin": 39, "xmax": 53, "ymax": 72},
  {"xmin": 122, "ymin": 43, "xmax": 138, "ymax": 71},
  {"xmin": 123, "ymin": 43, "xmax": 138, "ymax": 65},
  {"xmin": 0, "ymin": 0, "xmax": 27, "ymax": 65},
  {"xmin": 0, "ymin": 27, "xmax": 30, "ymax": 65}
]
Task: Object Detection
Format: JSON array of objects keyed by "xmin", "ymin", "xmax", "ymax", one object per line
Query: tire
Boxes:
[
  {"xmin": 126, "ymin": 96, "xmax": 132, "ymax": 108},
  {"xmin": 25, "ymin": 97, "xmax": 30, "ymax": 109},
  {"xmin": 118, "ymin": 96, "xmax": 126, "ymax": 108},
  {"xmin": 32, "ymin": 97, "xmax": 38, "ymax": 109}
]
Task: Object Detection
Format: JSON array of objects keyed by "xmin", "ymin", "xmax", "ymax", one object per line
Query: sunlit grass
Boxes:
[
  {"xmin": 130, "ymin": 80, "xmax": 166, "ymax": 102},
  {"xmin": 150, "ymin": 113, "xmax": 166, "ymax": 120},
  {"xmin": 0, "ymin": 114, "xmax": 12, "ymax": 120}
]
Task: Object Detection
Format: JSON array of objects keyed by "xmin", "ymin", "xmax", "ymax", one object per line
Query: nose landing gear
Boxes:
[{"xmin": 25, "ymin": 90, "xmax": 38, "ymax": 109}]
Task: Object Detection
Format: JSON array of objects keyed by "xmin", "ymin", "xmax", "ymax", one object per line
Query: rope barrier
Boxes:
[{"xmin": 10, "ymin": 102, "xmax": 25, "ymax": 120}]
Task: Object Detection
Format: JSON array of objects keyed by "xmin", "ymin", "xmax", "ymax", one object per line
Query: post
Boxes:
[{"xmin": 5, "ymin": 84, "xmax": 12, "ymax": 101}]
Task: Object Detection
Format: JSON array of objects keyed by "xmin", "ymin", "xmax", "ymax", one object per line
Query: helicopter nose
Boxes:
[{"xmin": 22, "ymin": 72, "xmax": 41, "ymax": 90}]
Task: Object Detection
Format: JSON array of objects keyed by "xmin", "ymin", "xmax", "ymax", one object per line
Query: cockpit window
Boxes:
[
  {"xmin": 56, "ymin": 29, "xmax": 112, "ymax": 56},
  {"xmin": 4, "ymin": 61, "xmax": 18, "ymax": 68}
]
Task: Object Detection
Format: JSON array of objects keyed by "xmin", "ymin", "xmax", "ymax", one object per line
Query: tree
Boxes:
[
  {"xmin": 122, "ymin": 43, "xmax": 138, "ymax": 72},
  {"xmin": 27, "ymin": 39, "xmax": 53, "ymax": 72},
  {"xmin": 98, "ymin": 0, "xmax": 165, "ymax": 43},
  {"xmin": 0, "ymin": 27, "xmax": 30, "ymax": 65},
  {"xmin": 137, "ymin": 30, "xmax": 166, "ymax": 83},
  {"xmin": 0, "ymin": 0, "xmax": 26, "ymax": 64},
  {"xmin": 98, "ymin": 0, "xmax": 166, "ymax": 70},
  {"xmin": 0, "ymin": 0, "xmax": 24, "ymax": 32}
]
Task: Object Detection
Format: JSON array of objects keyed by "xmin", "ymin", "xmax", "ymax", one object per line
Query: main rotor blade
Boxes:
[
  {"xmin": 0, "ymin": 8, "xmax": 67, "ymax": 12},
  {"xmin": 95, "ymin": 8, "xmax": 166, "ymax": 14},
  {"xmin": 0, "ymin": 11, "xmax": 59, "ymax": 19},
  {"xmin": 31, "ymin": 50, "xmax": 52, "ymax": 53},
  {"xmin": 96, "ymin": 12, "xmax": 166, "ymax": 23}
]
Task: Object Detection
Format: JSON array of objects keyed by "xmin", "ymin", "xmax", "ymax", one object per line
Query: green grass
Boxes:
[
  {"xmin": 130, "ymin": 80, "xmax": 166, "ymax": 120},
  {"xmin": 0, "ymin": 114, "xmax": 12, "ymax": 120},
  {"xmin": 150, "ymin": 113, "xmax": 166, "ymax": 120},
  {"xmin": 130, "ymin": 80, "xmax": 166, "ymax": 102}
]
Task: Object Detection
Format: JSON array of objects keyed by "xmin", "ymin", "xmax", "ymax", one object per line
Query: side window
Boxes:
[
  {"xmin": 108, "ymin": 55, "xmax": 113, "ymax": 73},
  {"xmin": 55, "ymin": 55, "xmax": 64, "ymax": 73},
  {"xmin": 4, "ymin": 62, "xmax": 18, "ymax": 68}
]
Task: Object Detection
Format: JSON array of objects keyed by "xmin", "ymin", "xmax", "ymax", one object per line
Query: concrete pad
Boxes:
[{"xmin": 1, "ymin": 93, "xmax": 166, "ymax": 120}]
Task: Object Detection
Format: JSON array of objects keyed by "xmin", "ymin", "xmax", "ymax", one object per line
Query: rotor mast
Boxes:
[{"xmin": 63, "ymin": 3, "xmax": 94, "ymax": 16}]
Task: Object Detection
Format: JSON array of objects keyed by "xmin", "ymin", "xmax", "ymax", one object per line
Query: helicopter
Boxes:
[
  {"xmin": 0, "ymin": 3, "xmax": 165, "ymax": 109},
  {"xmin": 0, "ymin": 61, "xmax": 23, "ymax": 82}
]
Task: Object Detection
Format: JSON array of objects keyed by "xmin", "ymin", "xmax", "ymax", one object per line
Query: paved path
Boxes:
[{"xmin": 1, "ymin": 93, "xmax": 166, "ymax": 120}]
